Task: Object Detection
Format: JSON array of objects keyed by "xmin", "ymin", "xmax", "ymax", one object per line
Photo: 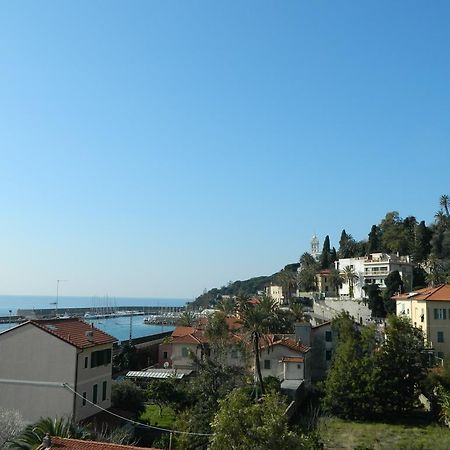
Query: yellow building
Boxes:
[{"xmin": 394, "ymin": 284, "xmax": 450, "ymax": 360}]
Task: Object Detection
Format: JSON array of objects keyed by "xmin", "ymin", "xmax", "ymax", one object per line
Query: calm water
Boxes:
[{"xmin": 0, "ymin": 295, "xmax": 187, "ymax": 340}]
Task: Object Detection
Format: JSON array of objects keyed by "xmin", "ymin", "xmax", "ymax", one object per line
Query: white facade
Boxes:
[
  {"xmin": 335, "ymin": 253, "xmax": 414, "ymax": 299},
  {"xmin": 265, "ymin": 285, "xmax": 284, "ymax": 305},
  {"xmin": 0, "ymin": 322, "xmax": 114, "ymax": 423}
]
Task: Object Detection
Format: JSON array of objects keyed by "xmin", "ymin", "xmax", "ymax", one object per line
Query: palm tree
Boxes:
[
  {"xmin": 177, "ymin": 310, "xmax": 196, "ymax": 327},
  {"xmin": 238, "ymin": 297, "xmax": 277, "ymax": 397},
  {"xmin": 289, "ymin": 302, "xmax": 309, "ymax": 323},
  {"xmin": 343, "ymin": 266, "xmax": 359, "ymax": 299},
  {"xmin": 328, "ymin": 268, "xmax": 344, "ymax": 296},
  {"xmin": 440, "ymin": 194, "xmax": 450, "ymax": 217},
  {"xmin": 10, "ymin": 417, "xmax": 90, "ymax": 450},
  {"xmin": 216, "ymin": 297, "xmax": 235, "ymax": 316},
  {"xmin": 276, "ymin": 270, "xmax": 298, "ymax": 304}
]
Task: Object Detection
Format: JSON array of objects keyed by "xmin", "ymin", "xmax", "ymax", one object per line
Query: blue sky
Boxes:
[{"xmin": 0, "ymin": 1, "xmax": 449, "ymax": 299}]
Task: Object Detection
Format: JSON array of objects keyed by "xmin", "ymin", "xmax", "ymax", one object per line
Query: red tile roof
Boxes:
[
  {"xmin": 261, "ymin": 337, "xmax": 310, "ymax": 353},
  {"xmin": 30, "ymin": 318, "xmax": 117, "ymax": 349},
  {"xmin": 48, "ymin": 437, "xmax": 160, "ymax": 449},
  {"xmin": 171, "ymin": 326, "xmax": 196, "ymax": 337},
  {"xmin": 393, "ymin": 284, "xmax": 450, "ymax": 302}
]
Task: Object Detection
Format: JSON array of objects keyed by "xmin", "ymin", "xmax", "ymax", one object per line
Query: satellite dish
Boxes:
[{"xmin": 163, "ymin": 362, "xmax": 169, "ymax": 369}]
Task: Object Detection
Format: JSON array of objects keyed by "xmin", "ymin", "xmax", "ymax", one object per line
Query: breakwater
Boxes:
[{"xmin": 17, "ymin": 305, "xmax": 185, "ymax": 320}]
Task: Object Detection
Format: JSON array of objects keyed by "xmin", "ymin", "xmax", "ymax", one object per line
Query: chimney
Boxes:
[
  {"xmin": 42, "ymin": 433, "xmax": 52, "ymax": 448},
  {"xmin": 85, "ymin": 330, "xmax": 94, "ymax": 342},
  {"xmin": 295, "ymin": 322, "xmax": 311, "ymax": 347}
]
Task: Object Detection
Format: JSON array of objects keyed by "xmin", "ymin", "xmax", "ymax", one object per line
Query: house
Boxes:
[
  {"xmin": 167, "ymin": 318, "xmax": 246, "ymax": 370},
  {"xmin": 316, "ymin": 269, "xmax": 338, "ymax": 298},
  {"xmin": 265, "ymin": 285, "xmax": 284, "ymax": 305},
  {"xmin": 258, "ymin": 336, "xmax": 311, "ymax": 383},
  {"xmin": 335, "ymin": 252, "xmax": 414, "ymax": 299},
  {"xmin": 393, "ymin": 284, "xmax": 450, "ymax": 360},
  {"xmin": 296, "ymin": 321, "xmax": 335, "ymax": 380},
  {"xmin": 39, "ymin": 436, "xmax": 160, "ymax": 449},
  {"xmin": 0, "ymin": 318, "xmax": 117, "ymax": 423}
]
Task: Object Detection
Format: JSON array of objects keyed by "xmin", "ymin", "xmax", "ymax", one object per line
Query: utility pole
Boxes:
[{"xmin": 129, "ymin": 315, "xmax": 133, "ymax": 343}]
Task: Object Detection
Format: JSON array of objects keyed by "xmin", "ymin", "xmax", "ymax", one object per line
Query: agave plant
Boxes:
[{"xmin": 9, "ymin": 417, "xmax": 91, "ymax": 449}]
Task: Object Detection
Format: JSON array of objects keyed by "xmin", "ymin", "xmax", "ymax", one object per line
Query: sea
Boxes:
[{"xmin": 0, "ymin": 295, "xmax": 189, "ymax": 341}]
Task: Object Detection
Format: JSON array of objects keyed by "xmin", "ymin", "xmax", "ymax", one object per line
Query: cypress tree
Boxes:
[{"xmin": 320, "ymin": 235, "xmax": 331, "ymax": 269}]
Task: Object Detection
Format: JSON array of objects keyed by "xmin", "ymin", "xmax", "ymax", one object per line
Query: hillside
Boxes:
[{"xmin": 190, "ymin": 263, "xmax": 299, "ymax": 309}]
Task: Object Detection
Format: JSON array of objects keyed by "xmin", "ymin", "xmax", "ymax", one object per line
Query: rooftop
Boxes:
[
  {"xmin": 42, "ymin": 437, "xmax": 160, "ymax": 450},
  {"xmin": 0, "ymin": 318, "xmax": 117, "ymax": 349},
  {"xmin": 393, "ymin": 284, "xmax": 450, "ymax": 302}
]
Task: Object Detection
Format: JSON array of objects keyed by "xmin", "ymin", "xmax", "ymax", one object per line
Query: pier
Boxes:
[{"xmin": 16, "ymin": 305, "xmax": 185, "ymax": 320}]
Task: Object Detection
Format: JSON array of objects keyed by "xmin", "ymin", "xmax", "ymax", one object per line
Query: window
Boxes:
[
  {"xmin": 102, "ymin": 381, "xmax": 107, "ymax": 402},
  {"xmin": 325, "ymin": 331, "xmax": 332, "ymax": 342},
  {"xmin": 181, "ymin": 347, "xmax": 189, "ymax": 357},
  {"xmin": 163, "ymin": 351, "xmax": 168, "ymax": 359},
  {"xmin": 438, "ymin": 331, "xmax": 444, "ymax": 343},
  {"xmin": 84, "ymin": 357, "xmax": 88, "ymax": 369},
  {"xmin": 264, "ymin": 360, "xmax": 271, "ymax": 370},
  {"xmin": 326, "ymin": 350, "xmax": 332, "ymax": 361},
  {"xmin": 82, "ymin": 392, "xmax": 87, "ymax": 406},
  {"xmin": 91, "ymin": 349, "xmax": 112, "ymax": 368},
  {"xmin": 93, "ymin": 384, "xmax": 98, "ymax": 404},
  {"xmin": 434, "ymin": 309, "xmax": 447, "ymax": 320}
]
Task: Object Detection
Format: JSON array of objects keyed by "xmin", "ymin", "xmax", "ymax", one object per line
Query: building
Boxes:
[
  {"xmin": 264, "ymin": 285, "xmax": 284, "ymax": 305},
  {"xmin": 295, "ymin": 321, "xmax": 335, "ymax": 380},
  {"xmin": 335, "ymin": 252, "xmax": 414, "ymax": 299},
  {"xmin": 0, "ymin": 318, "xmax": 116, "ymax": 423},
  {"xmin": 394, "ymin": 284, "xmax": 450, "ymax": 360},
  {"xmin": 167, "ymin": 318, "xmax": 246, "ymax": 370},
  {"xmin": 310, "ymin": 234, "xmax": 320, "ymax": 262},
  {"xmin": 316, "ymin": 269, "xmax": 338, "ymax": 298},
  {"xmin": 258, "ymin": 336, "xmax": 311, "ymax": 383}
]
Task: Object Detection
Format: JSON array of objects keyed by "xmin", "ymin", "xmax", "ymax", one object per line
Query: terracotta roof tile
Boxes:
[
  {"xmin": 30, "ymin": 318, "xmax": 117, "ymax": 349},
  {"xmin": 48, "ymin": 437, "xmax": 160, "ymax": 449},
  {"xmin": 393, "ymin": 284, "xmax": 450, "ymax": 302},
  {"xmin": 171, "ymin": 326, "xmax": 196, "ymax": 337},
  {"xmin": 262, "ymin": 337, "xmax": 310, "ymax": 353}
]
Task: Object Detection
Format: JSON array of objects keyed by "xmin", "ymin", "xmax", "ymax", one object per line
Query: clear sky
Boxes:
[{"xmin": 0, "ymin": 1, "xmax": 449, "ymax": 299}]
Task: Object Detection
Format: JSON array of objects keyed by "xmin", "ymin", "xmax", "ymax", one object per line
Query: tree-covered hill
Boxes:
[{"xmin": 190, "ymin": 263, "xmax": 299, "ymax": 310}]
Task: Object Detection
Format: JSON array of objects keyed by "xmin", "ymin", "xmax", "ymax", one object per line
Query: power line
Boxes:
[{"xmin": 62, "ymin": 383, "xmax": 214, "ymax": 437}]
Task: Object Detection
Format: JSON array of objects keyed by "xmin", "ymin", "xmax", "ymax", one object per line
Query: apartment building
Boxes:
[
  {"xmin": 0, "ymin": 318, "xmax": 116, "ymax": 423},
  {"xmin": 335, "ymin": 252, "xmax": 414, "ymax": 299},
  {"xmin": 394, "ymin": 284, "xmax": 450, "ymax": 359}
]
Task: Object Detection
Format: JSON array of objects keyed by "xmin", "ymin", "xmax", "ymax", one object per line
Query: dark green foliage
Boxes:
[
  {"xmin": 10, "ymin": 417, "xmax": 90, "ymax": 450},
  {"xmin": 330, "ymin": 246, "xmax": 337, "ymax": 264},
  {"xmin": 413, "ymin": 266, "xmax": 428, "ymax": 289},
  {"xmin": 210, "ymin": 389, "xmax": 322, "ymax": 450},
  {"xmin": 365, "ymin": 284, "xmax": 386, "ymax": 318},
  {"xmin": 413, "ymin": 221, "xmax": 432, "ymax": 263},
  {"xmin": 113, "ymin": 343, "xmax": 138, "ymax": 371},
  {"xmin": 383, "ymin": 270, "xmax": 404, "ymax": 314},
  {"xmin": 320, "ymin": 235, "xmax": 331, "ymax": 269},
  {"xmin": 338, "ymin": 230, "xmax": 358, "ymax": 258},
  {"xmin": 111, "ymin": 380, "xmax": 145, "ymax": 414},
  {"xmin": 298, "ymin": 252, "xmax": 319, "ymax": 291},
  {"xmin": 146, "ymin": 379, "xmax": 185, "ymax": 416},
  {"xmin": 323, "ymin": 315, "xmax": 428, "ymax": 420},
  {"xmin": 367, "ymin": 225, "xmax": 381, "ymax": 254},
  {"xmin": 172, "ymin": 359, "xmax": 247, "ymax": 449}
]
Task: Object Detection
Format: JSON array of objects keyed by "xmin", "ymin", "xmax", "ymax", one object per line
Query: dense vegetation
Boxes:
[{"xmin": 193, "ymin": 195, "xmax": 450, "ymax": 309}]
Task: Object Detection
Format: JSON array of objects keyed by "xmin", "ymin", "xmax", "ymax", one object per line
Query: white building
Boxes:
[
  {"xmin": 0, "ymin": 318, "xmax": 117, "ymax": 423},
  {"xmin": 265, "ymin": 285, "xmax": 284, "ymax": 305},
  {"xmin": 335, "ymin": 252, "xmax": 414, "ymax": 299}
]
